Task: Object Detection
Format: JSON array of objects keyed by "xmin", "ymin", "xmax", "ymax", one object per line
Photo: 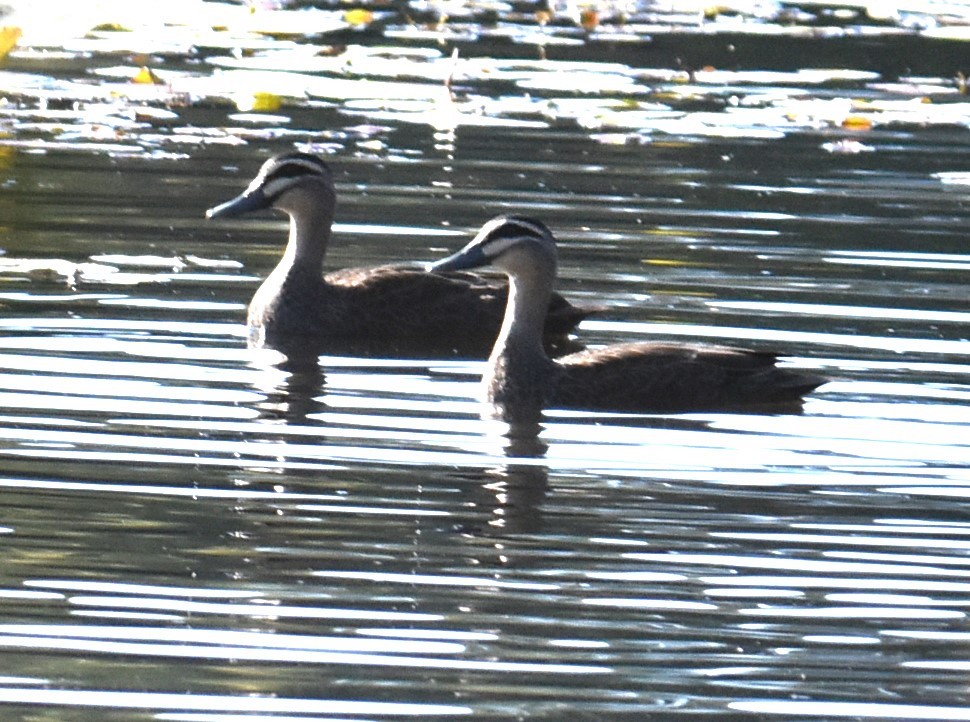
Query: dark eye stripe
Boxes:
[
  {"xmin": 264, "ymin": 154, "xmax": 330, "ymax": 183},
  {"xmin": 248, "ymin": 153, "xmax": 332, "ymax": 200},
  {"xmin": 484, "ymin": 216, "xmax": 550, "ymax": 244},
  {"xmin": 470, "ymin": 215, "xmax": 554, "ymax": 259}
]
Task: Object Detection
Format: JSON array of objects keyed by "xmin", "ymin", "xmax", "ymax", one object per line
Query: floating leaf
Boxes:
[
  {"xmin": 643, "ymin": 258, "xmax": 695, "ymax": 267},
  {"xmin": 842, "ymin": 115, "xmax": 873, "ymax": 130},
  {"xmin": 0, "ymin": 26, "xmax": 20, "ymax": 61},
  {"xmin": 235, "ymin": 91, "xmax": 282, "ymax": 112},
  {"xmin": 343, "ymin": 9, "xmax": 374, "ymax": 27},
  {"xmin": 89, "ymin": 23, "xmax": 131, "ymax": 32},
  {"xmin": 131, "ymin": 66, "xmax": 163, "ymax": 84}
]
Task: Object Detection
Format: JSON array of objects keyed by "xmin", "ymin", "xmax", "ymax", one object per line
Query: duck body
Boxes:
[
  {"xmin": 248, "ymin": 261, "xmax": 585, "ymax": 353},
  {"xmin": 555, "ymin": 342, "xmax": 822, "ymax": 413},
  {"xmin": 428, "ymin": 215, "xmax": 826, "ymax": 422},
  {"xmin": 206, "ymin": 153, "xmax": 592, "ymax": 355}
]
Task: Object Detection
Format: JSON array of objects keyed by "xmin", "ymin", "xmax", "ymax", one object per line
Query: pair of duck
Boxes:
[{"xmin": 207, "ymin": 152, "xmax": 825, "ymax": 422}]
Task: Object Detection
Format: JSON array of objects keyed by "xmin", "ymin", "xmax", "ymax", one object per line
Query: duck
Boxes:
[
  {"xmin": 205, "ymin": 152, "xmax": 594, "ymax": 355},
  {"xmin": 427, "ymin": 215, "xmax": 827, "ymax": 422}
]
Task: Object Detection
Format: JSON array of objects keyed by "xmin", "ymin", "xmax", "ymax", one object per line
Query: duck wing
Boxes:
[
  {"xmin": 555, "ymin": 342, "xmax": 825, "ymax": 413},
  {"xmin": 326, "ymin": 264, "xmax": 596, "ymax": 346}
]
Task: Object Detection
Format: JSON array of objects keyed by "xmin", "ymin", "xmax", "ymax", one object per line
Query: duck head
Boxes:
[
  {"xmin": 427, "ymin": 215, "xmax": 558, "ymax": 277},
  {"xmin": 206, "ymin": 152, "xmax": 336, "ymax": 221}
]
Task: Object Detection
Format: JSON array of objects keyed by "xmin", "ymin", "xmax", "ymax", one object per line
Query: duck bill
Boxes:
[
  {"xmin": 205, "ymin": 188, "xmax": 269, "ymax": 219},
  {"xmin": 427, "ymin": 245, "xmax": 488, "ymax": 273}
]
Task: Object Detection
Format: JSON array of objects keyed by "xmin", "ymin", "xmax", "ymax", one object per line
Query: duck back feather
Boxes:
[{"xmin": 556, "ymin": 342, "xmax": 824, "ymax": 414}]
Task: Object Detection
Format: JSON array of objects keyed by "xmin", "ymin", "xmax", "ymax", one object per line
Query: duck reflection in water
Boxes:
[
  {"xmin": 248, "ymin": 341, "xmax": 329, "ymax": 425},
  {"xmin": 466, "ymin": 421, "xmax": 550, "ymax": 537},
  {"xmin": 428, "ymin": 215, "xmax": 827, "ymax": 424},
  {"xmin": 205, "ymin": 152, "xmax": 595, "ymax": 358}
]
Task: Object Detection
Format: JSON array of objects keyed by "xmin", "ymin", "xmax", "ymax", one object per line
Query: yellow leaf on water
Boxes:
[
  {"xmin": 236, "ymin": 91, "xmax": 282, "ymax": 112},
  {"xmin": 579, "ymin": 8, "xmax": 598, "ymax": 30},
  {"xmin": 842, "ymin": 115, "xmax": 873, "ymax": 130},
  {"xmin": 132, "ymin": 66, "xmax": 163, "ymax": 84},
  {"xmin": 0, "ymin": 26, "xmax": 21, "ymax": 61},
  {"xmin": 90, "ymin": 23, "xmax": 131, "ymax": 32},
  {"xmin": 344, "ymin": 8, "xmax": 374, "ymax": 26},
  {"xmin": 642, "ymin": 258, "xmax": 700, "ymax": 267}
]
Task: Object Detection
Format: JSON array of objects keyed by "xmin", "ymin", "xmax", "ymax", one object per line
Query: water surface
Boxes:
[{"xmin": 0, "ymin": 3, "xmax": 969, "ymax": 720}]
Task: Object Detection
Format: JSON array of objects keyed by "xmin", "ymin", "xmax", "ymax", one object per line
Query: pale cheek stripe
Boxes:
[
  {"xmin": 484, "ymin": 235, "xmax": 522, "ymax": 257},
  {"xmin": 247, "ymin": 158, "xmax": 326, "ymax": 194},
  {"xmin": 260, "ymin": 177, "xmax": 296, "ymax": 199},
  {"xmin": 473, "ymin": 217, "xmax": 549, "ymax": 258}
]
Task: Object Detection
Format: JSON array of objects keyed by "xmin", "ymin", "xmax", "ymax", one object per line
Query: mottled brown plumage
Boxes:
[
  {"xmin": 206, "ymin": 153, "xmax": 593, "ymax": 355},
  {"xmin": 429, "ymin": 215, "xmax": 827, "ymax": 422},
  {"xmin": 556, "ymin": 342, "xmax": 822, "ymax": 412}
]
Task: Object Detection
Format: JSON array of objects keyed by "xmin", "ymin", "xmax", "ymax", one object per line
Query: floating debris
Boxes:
[
  {"xmin": 0, "ymin": 26, "xmax": 20, "ymax": 60},
  {"xmin": 131, "ymin": 66, "xmax": 163, "ymax": 85},
  {"xmin": 0, "ymin": 0, "xmax": 965, "ymax": 153},
  {"xmin": 233, "ymin": 91, "xmax": 283, "ymax": 113}
]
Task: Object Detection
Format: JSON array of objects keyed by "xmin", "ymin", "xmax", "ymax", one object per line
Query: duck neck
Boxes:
[
  {"xmin": 484, "ymin": 269, "xmax": 557, "ymax": 423},
  {"xmin": 490, "ymin": 271, "xmax": 553, "ymax": 369},
  {"xmin": 276, "ymin": 191, "xmax": 334, "ymax": 278},
  {"xmin": 278, "ymin": 213, "xmax": 327, "ymax": 277}
]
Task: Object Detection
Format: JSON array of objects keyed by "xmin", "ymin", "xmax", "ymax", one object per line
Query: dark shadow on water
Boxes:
[
  {"xmin": 246, "ymin": 333, "xmax": 482, "ymax": 425},
  {"xmin": 254, "ymin": 327, "xmax": 588, "ymax": 361},
  {"xmin": 246, "ymin": 332, "xmax": 490, "ymax": 426},
  {"xmin": 244, "ymin": 328, "xmax": 592, "ymax": 430}
]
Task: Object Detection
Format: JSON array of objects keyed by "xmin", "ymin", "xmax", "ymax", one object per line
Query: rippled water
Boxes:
[{"xmin": 1, "ymin": 4, "xmax": 970, "ymax": 721}]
